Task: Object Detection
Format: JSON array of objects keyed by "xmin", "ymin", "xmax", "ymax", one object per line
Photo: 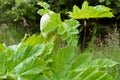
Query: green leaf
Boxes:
[
  {"xmin": 40, "ymin": 12, "xmax": 62, "ymax": 37},
  {"xmin": 0, "ymin": 44, "xmax": 5, "ymax": 53},
  {"xmin": 57, "ymin": 19, "xmax": 79, "ymax": 47},
  {"xmin": 67, "ymin": 53, "xmax": 116, "ymax": 80},
  {"xmin": 0, "ymin": 51, "xmax": 7, "ymax": 79},
  {"xmin": 37, "ymin": 9, "xmax": 50, "ymax": 15},
  {"xmin": 71, "ymin": 53, "xmax": 92, "ymax": 70},
  {"xmin": 81, "ymin": 1, "xmax": 89, "ymax": 9},
  {"xmin": 70, "ymin": 68, "xmax": 113, "ymax": 80},
  {"xmin": 49, "ymin": 48, "xmax": 116, "ymax": 80},
  {"xmin": 23, "ymin": 35, "xmax": 45, "ymax": 46},
  {"xmin": 37, "ymin": 2, "xmax": 51, "ymax": 15},
  {"xmin": 69, "ymin": 1, "xmax": 114, "ymax": 19},
  {"xmin": 9, "ymin": 58, "xmax": 47, "ymax": 80},
  {"xmin": 7, "ymin": 44, "xmax": 45, "ymax": 72},
  {"xmin": 37, "ymin": 2, "xmax": 50, "ymax": 9},
  {"xmin": 71, "ymin": 53, "xmax": 118, "ymax": 70},
  {"xmin": 6, "ymin": 44, "xmax": 46, "ymax": 79},
  {"xmin": 50, "ymin": 46, "xmax": 75, "ymax": 79},
  {"xmin": 31, "ymin": 75, "xmax": 49, "ymax": 80},
  {"xmin": 57, "ymin": 19, "xmax": 79, "ymax": 35},
  {"xmin": 89, "ymin": 58, "xmax": 118, "ymax": 68}
]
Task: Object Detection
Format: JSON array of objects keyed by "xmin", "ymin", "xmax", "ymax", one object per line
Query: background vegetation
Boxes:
[{"xmin": 0, "ymin": 0, "xmax": 120, "ymax": 80}]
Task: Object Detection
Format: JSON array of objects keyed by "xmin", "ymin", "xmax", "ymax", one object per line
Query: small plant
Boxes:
[{"xmin": 0, "ymin": 1, "xmax": 118, "ymax": 80}]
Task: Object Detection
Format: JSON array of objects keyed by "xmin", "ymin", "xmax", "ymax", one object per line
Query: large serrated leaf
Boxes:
[
  {"xmin": 51, "ymin": 46, "xmax": 75, "ymax": 79},
  {"xmin": 49, "ymin": 47, "xmax": 117, "ymax": 80},
  {"xmin": 67, "ymin": 53, "xmax": 116, "ymax": 80},
  {"xmin": 5, "ymin": 44, "xmax": 46, "ymax": 79},
  {"xmin": 48, "ymin": 46, "xmax": 78, "ymax": 80},
  {"xmin": 7, "ymin": 44, "xmax": 45, "ymax": 72},
  {"xmin": 9, "ymin": 58, "xmax": 47, "ymax": 80},
  {"xmin": 69, "ymin": 1, "xmax": 114, "ymax": 19}
]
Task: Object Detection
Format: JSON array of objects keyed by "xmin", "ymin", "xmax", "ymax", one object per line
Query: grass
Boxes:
[
  {"xmin": 85, "ymin": 27, "xmax": 120, "ymax": 80},
  {"xmin": 91, "ymin": 46, "xmax": 120, "ymax": 80},
  {"xmin": 0, "ymin": 23, "xmax": 25, "ymax": 45}
]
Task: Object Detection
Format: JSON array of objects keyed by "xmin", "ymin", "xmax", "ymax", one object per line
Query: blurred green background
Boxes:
[{"xmin": 0, "ymin": 0, "xmax": 120, "ymax": 79}]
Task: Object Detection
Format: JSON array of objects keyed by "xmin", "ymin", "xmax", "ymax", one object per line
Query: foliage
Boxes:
[
  {"xmin": 69, "ymin": 1, "xmax": 114, "ymax": 19},
  {"xmin": 0, "ymin": 0, "xmax": 119, "ymax": 37},
  {"xmin": 0, "ymin": 24, "xmax": 24, "ymax": 45},
  {"xmin": 55, "ymin": 0, "xmax": 120, "ymax": 19},
  {"xmin": 0, "ymin": 0, "xmax": 41, "ymax": 34},
  {"xmin": 0, "ymin": 0, "xmax": 39, "ymax": 21},
  {"xmin": 88, "ymin": 29, "xmax": 120, "ymax": 80},
  {"xmin": 68, "ymin": 1, "xmax": 114, "ymax": 49},
  {"xmin": 0, "ymin": 35, "xmax": 118, "ymax": 80},
  {"xmin": 0, "ymin": 1, "xmax": 118, "ymax": 80},
  {"xmin": 97, "ymin": 0, "xmax": 120, "ymax": 18}
]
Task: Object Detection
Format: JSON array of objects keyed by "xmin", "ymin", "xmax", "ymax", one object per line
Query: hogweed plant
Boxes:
[{"xmin": 0, "ymin": 1, "xmax": 118, "ymax": 80}]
